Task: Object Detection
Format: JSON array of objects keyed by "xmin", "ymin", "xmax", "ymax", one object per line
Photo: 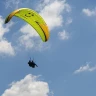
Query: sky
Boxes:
[{"xmin": 0, "ymin": 0, "xmax": 96, "ymax": 96}]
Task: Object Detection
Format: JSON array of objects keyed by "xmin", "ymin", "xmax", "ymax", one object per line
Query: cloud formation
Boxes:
[
  {"xmin": 0, "ymin": 16, "xmax": 15, "ymax": 56},
  {"xmin": 74, "ymin": 62, "xmax": 96, "ymax": 74},
  {"xmin": 5, "ymin": 0, "xmax": 21, "ymax": 9},
  {"xmin": 82, "ymin": 8, "xmax": 96, "ymax": 16},
  {"xmin": 65, "ymin": 17, "xmax": 72, "ymax": 25},
  {"xmin": 58, "ymin": 30, "xmax": 69, "ymax": 40},
  {"xmin": 5, "ymin": 0, "xmax": 31, "ymax": 9},
  {"xmin": 39, "ymin": 0, "xmax": 71, "ymax": 30},
  {"xmin": 2, "ymin": 74, "xmax": 51, "ymax": 96},
  {"xmin": 18, "ymin": 24, "xmax": 50, "ymax": 51}
]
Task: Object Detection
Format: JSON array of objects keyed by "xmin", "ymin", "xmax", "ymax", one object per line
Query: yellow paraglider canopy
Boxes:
[{"xmin": 5, "ymin": 8, "xmax": 50, "ymax": 42}]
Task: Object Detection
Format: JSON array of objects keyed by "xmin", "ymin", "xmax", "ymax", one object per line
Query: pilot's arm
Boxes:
[{"xmin": 35, "ymin": 64, "xmax": 38, "ymax": 67}]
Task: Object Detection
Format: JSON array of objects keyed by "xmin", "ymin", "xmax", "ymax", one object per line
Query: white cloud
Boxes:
[
  {"xmin": 18, "ymin": 24, "xmax": 38, "ymax": 49},
  {"xmin": 39, "ymin": 0, "xmax": 71, "ymax": 30},
  {"xmin": 74, "ymin": 62, "xmax": 96, "ymax": 74},
  {"xmin": 5, "ymin": 0, "xmax": 30, "ymax": 9},
  {"xmin": 18, "ymin": 24, "xmax": 50, "ymax": 51},
  {"xmin": 82, "ymin": 8, "xmax": 96, "ymax": 16},
  {"xmin": 65, "ymin": 17, "xmax": 72, "ymax": 25},
  {"xmin": 0, "ymin": 40, "xmax": 15, "ymax": 56},
  {"xmin": 19, "ymin": 24, "xmax": 39, "ymax": 37},
  {"xmin": 5, "ymin": 0, "xmax": 21, "ymax": 9},
  {"xmin": 43, "ymin": 0, "xmax": 50, "ymax": 4},
  {"xmin": 0, "ymin": 16, "xmax": 15, "ymax": 56},
  {"xmin": 58, "ymin": 30, "xmax": 69, "ymax": 40},
  {"xmin": 2, "ymin": 74, "xmax": 51, "ymax": 96},
  {"xmin": 0, "ymin": 16, "xmax": 12, "ymax": 39}
]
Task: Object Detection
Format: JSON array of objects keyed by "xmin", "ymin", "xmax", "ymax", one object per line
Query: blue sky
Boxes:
[{"xmin": 0, "ymin": 0, "xmax": 96, "ymax": 96}]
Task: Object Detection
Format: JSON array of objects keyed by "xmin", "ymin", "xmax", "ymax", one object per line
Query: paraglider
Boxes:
[
  {"xmin": 5, "ymin": 8, "xmax": 50, "ymax": 42},
  {"xmin": 28, "ymin": 58, "xmax": 38, "ymax": 68},
  {"xmin": 5, "ymin": 8, "xmax": 50, "ymax": 68}
]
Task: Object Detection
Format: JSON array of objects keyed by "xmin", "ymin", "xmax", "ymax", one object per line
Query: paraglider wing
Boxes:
[{"xmin": 5, "ymin": 8, "xmax": 50, "ymax": 42}]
